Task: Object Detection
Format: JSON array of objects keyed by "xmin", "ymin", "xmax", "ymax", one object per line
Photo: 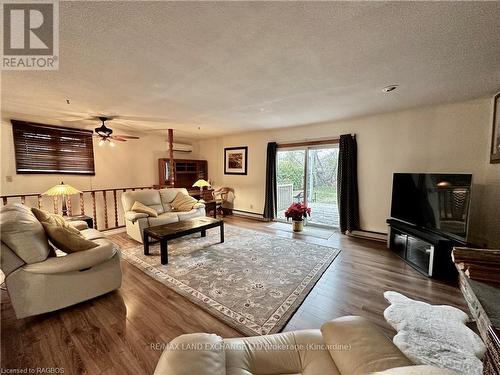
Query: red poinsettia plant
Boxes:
[{"xmin": 284, "ymin": 202, "xmax": 311, "ymax": 221}]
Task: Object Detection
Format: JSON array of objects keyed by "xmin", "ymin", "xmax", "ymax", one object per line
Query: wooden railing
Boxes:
[
  {"xmin": 277, "ymin": 184, "xmax": 293, "ymax": 211},
  {"xmin": 1, "ymin": 186, "xmax": 153, "ymax": 231}
]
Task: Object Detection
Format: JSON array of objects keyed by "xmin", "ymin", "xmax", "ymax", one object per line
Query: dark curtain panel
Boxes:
[
  {"xmin": 263, "ymin": 142, "xmax": 278, "ymax": 220},
  {"xmin": 338, "ymin": 134, "xmax": 360, "ymax": 233}
]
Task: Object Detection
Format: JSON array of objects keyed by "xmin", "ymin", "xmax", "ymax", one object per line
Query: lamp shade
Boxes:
[
  {"xmin": 192, "ymin": 179, "xmax": 210, "ymax": 188},
  {"xmin": 42, "ymin": 182, "xmax": 82, "ymax": 196}
]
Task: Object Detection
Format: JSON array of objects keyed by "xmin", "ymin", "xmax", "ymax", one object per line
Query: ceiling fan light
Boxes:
[
  {"xmin": 95, "ymin": 127, "xmax": 112, "ymax": 137},
  {"xmin": 98, "ymin": 139, "xmax": 105, "ymax": 146},
  {"xmin": 95, "ymin": 120, "xmax": 113, "ymax": 137},
  {"xmin": 109, "ymin": 141, "xmax": 115, "ymax": 147}
]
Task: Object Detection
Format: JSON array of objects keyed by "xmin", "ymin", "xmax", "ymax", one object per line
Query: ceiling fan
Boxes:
[{"xmin": 93, "ymin": 116, "xmax": 140, "ymax": 146}]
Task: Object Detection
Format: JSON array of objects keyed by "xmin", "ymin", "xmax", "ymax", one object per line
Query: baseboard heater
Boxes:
[
  {"xmin": 232, "ymin": 210, "xmax": 266, "ymax": 221},
  {"xmin": 348, "ymin": 230, "xmax": 387, "ymax": 243}
]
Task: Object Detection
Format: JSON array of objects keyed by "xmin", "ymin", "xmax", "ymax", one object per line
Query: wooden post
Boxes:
[
  {"xmin": 66, "ymin": 196, "xmax": 72, "ymax": 216},
  {"xmin": 103, "ymin": 190, "xmax": 108, "ymax": 229},
  {"xmin": 2, "ymin": 197, "xmax": 7, "ymax": 205},
  {"xmin": 53, "ymin": 196, "xmax": 59, "ymax": 214},
  {"xmin": 80, "ymin": 193, "xmax": 85, "ymax": 215},
  {"xmin": 168, "ymin": 128, "xmax": 175, "ymax": 187},
  {"xmin": 21, "ymin": 196, "xmax": 25, "ymax": 205},
  {"xmin": 113, "ymin": 190, "xmax": 118, "ymax": 228},
  {"xmin": 37, "ymin": 195, "xmax": 42, "ymax": 209},
  {"xmin": 91, "ymin": 191, "xmax": 97, "ymax": 229}
]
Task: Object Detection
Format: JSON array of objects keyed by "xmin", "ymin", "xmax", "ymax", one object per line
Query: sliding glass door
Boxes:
[
  {"xmin": 276, "ymin": 149, "xmax": 305, "ymax": 220},
  {"xmin": 276, "ymin": 145, "xmax": 339, "ymax": 228}
]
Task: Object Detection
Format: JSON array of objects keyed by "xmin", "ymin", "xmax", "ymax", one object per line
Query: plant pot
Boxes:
[{"xmin": 292, "ymin": 220, "xmax": 304, "ymax": 232}]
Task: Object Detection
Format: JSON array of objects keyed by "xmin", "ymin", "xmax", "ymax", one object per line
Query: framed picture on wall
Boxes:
[
  {"xmin": 224, "ymin": 146, "xmax": 248, "ymax": 175},
  {"xmin": 491, "ymin": 92, "xmax": 500, "ymax": 164}
]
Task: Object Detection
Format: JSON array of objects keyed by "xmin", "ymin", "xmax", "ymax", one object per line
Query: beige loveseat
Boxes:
[
  {"xmin": 121, "ymin": 188, "xmax": 205, "ymax": 243},
  {"xmin": 0, "ymin": 203, "xmax": 122, "ymax": 319},
  {"xmin": 154, "ymin": 316, "xmax": 456, "ymax": 375}
]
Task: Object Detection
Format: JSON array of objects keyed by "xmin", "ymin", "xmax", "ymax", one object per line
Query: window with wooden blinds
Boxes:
[{"xmin": 12, "ymin": 120, "xmax": 95, "ymax": 175}]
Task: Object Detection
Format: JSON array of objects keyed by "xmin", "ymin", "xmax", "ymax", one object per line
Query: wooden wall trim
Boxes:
[{"xmin": 277, "ymin": 138, "xmax": 339, "ymax": 148}]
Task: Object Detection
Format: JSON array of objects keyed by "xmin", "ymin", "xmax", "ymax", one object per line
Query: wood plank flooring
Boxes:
[{"xmin": 1, "ymin": 216, "xmax": 467, "ymax": 374}]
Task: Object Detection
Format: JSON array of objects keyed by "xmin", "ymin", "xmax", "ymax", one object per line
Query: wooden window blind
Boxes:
[{"xmin": 12, "ymin": 120, "xmax": 95, "ymax": 175}]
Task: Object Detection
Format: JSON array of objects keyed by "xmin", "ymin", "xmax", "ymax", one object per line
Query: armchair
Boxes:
[
  {"xmin": 0, "ymin": 203, "xmax": 122, "ymax": 319},
  {"xmin": 212, "ymin": 187, "xmax": 234, "ymax": 216}
]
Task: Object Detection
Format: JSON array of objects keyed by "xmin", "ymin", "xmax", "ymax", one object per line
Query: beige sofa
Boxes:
[
  {"xmin": 154, "ymin": 316, "xmax": 457, "ymax": 375},
  {"xmin": 121, "ymin": 188, "xmax": 205, "ymax": 243},
  {"xmin": 0, "ymin": 203, "xmax": 122, "ymax": 319}
]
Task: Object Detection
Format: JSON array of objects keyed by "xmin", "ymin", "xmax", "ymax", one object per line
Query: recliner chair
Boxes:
[{"xmin": 0, "ymin": 203, "xmax": 122, "ymax": 319}]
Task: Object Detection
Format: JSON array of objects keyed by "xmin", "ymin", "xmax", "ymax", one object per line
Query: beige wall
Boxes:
[{"xmin": 195, "ymin": 98, "xmax": 500, "ymax": 247}]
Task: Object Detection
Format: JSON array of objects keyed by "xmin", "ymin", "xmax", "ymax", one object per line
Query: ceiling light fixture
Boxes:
[
  {"xmin": 92, "ymin": 116, "xmax": 140, "ymax": 145},
  {"xmin": 95, "ymin": 117, "xmax": 113, "ymax": 137},
  {"xmin": 382, "ymin": 85, "xmax": 399, "ymax": 93}
]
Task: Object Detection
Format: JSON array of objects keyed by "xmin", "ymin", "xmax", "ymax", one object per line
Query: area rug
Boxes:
[
  {"xmin": 121, "ymin": 224, "xmax": 340, "ymax": 336},
  {"xmin": 266, "ymin": 221, "xmax": 334, "ymax": 239},
  {"xmin": 383, "ymin": 291, "xmax": 485, "ymax": 375}
]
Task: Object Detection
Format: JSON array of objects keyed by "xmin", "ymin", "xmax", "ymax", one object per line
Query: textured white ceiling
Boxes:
[{"xmin": 2, "ymin": 1, "xmax": 500, "ymax": 138}]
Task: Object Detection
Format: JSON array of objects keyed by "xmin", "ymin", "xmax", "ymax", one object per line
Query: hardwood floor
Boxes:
[{"xmin": 1, "ymin": 216, "xmax": 467, "ymax": 374}]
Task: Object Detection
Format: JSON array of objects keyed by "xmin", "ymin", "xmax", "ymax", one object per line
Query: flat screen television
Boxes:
[{"xmin": 390, "ymin": 173, "xmax": 472, "ymax": 241}]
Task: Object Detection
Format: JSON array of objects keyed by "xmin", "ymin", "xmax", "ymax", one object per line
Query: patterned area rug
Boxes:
[{"xmin": 121, "ymin": 224, "xmax": 340, "ymax": 336}]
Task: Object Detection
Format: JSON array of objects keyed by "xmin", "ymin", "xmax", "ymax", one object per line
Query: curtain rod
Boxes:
[{"xmin": 276, "ymin": 138, "xmax": 340, "ymax": 148}]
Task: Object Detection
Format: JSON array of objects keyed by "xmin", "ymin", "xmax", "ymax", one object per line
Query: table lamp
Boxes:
[
  {"xmin": 42, "ymin": 182, "xmax": 82, "ymax": 216},
  {"xmin": 192, "ymin": 179, "xmax": 211, "ymax": 197}
]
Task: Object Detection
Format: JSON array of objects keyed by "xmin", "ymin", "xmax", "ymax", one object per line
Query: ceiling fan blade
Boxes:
[
  {"xmin": 60, "ymin": 112, "xmax": 109, "ymax": 124},
  {"xmin": 110, "ymin": 136, "xmax": 128, "ymax": 142},
  {"xmin": 113, "ymin": 115, "xmax": 174, "ymax": 123},
  {"xmin": 113, "ymin": 134, "xmax": 140, "ymax": 139}
]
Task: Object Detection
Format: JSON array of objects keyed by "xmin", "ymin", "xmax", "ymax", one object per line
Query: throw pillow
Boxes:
[
  {"xmin": 171, "ymin": 192, "xmax": 198, "ymax": 212},
  {"xmin": 32, "ymin": 207, "xmax": 80, "ymax": 234},
  {"xmin": 42, "ymin": 222, "xmax": 98, "ymax": 253},
  {"xmin": 131, "ymin": 201, "xmax": 158, "ymax": 217}
]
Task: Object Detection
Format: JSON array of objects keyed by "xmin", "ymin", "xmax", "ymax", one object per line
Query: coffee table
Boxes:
[{"xmin": 143, "ymin": 217, "xmax": 224, "ymax": 265}]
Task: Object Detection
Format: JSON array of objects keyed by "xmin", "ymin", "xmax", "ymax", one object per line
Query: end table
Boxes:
[
  {"xmin": 203, "ymin": 200, "xmax": 217, "ymax": 218},
  {"xmin": 65, "ymin": 214, "xmax": 94, "ymax": 229}
]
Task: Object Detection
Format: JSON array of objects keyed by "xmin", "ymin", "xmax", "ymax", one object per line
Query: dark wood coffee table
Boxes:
[{"xmin": 143, "ymin": 217, "xmax": 224, "ymax": 265}]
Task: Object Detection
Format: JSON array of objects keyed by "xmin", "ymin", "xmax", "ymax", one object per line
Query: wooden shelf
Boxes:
[{"xmin": 158, "ymin": 158, "xmax": 208, "ymax": 189}]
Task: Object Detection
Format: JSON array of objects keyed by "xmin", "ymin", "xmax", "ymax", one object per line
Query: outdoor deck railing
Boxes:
[
  {"xmin": 1, "ymin": 186, "xmax": 154, "ymax": 231},
  {"xmin": 277, "ymin": 184, "xmax": 293, "ymax": 211}
]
